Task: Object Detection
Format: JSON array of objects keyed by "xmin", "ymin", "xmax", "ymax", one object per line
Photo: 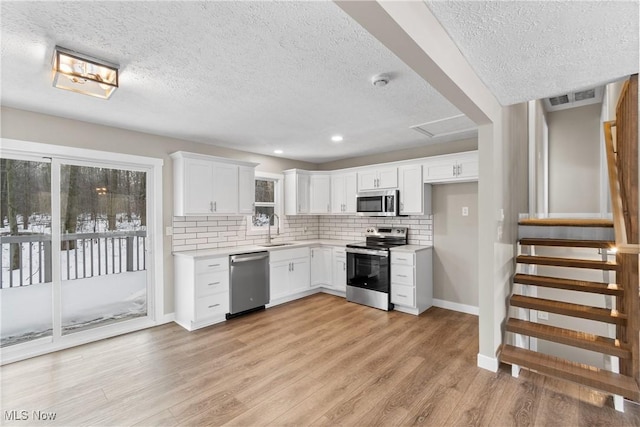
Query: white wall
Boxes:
[
  {"xmin": 548, "ymin": 104, "xmax": 602, "ymax": 214},
  {"xmin": 0, "ymin": 106, "xmax": 316, "ymax": 314},
  {"xmin": 432, "ymin": 182, "xmax": 478, "ymax": 308}
]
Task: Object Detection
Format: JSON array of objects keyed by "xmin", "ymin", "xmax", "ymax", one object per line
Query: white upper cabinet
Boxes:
[
  {"xmin": 422, "ymin": 151, "xmax": 478, "ymax": 183},
  {"xmin": 358, "ymin": 166, "xmax": 398, "ymax": 191},
  {"xmin": 331, "ymin": 173, "xmax": 357, "ymax": 214},
  {"xmin": 238, "ymin": 165, "xmax": 256, "ymax": 215},
  {"xmin": 309, "ymin": 174, "xmax": 331, "ymax": 214},
  {"xmin": 398, "ymin": 164, "xmax": 424, "ymax": 215},
  {"xmin": 171, "ymin": 151, "xmax": 258, "ymax": 216},
  {"xmin": 284, "ymin": 170, "xmax": 310, "ymax": 215}
]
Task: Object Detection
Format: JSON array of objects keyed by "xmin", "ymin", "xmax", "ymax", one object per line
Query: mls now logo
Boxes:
[{"xmin": 4, "ymin": 410, "xmax": 57, "ymax": 421}]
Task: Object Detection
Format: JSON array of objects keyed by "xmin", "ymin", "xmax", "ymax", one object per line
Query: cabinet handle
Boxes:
[
  {"xmin": 292, "ymin": 263, "xmax": 294, "ymax": 271},
  {"xmin": 397, "ymin": 274, "xmax": 408, "ymax": 278},
  {"xmin": 327, "ymin": 204, "xmax": 330, "ymax": 212},
  {"xmin": 214, "ymin": 201, "xmax": 217, "ymax": 212},
  {"xmin": 397, "ymin": 294, "xmax": 408, "ymax": 298},
  {"xmin": 396, "ymin": 258, "xmax": 407, "ymax": 261},
  {"xmin": 208, "ymin": 264, "xmax": 220, "ymax": 267},
  {"xmin": 400, "ymin": 202, "xmax": 404, "ymax": 211},
  {"xmin": 210, "ymin": 201, "xmax": 214, "ymax": 212},
  {"xmin": 208, "ymin": 282, "xmax": 220, "ymax": 286},
  {"xmin": 208, "ymin": 303, "xmax": 220, "ymax": 309},
  {"xmin": 311, "ymin": 250, "xmax": 314, "ymax": 258},
  {"xmin": 457, "ymin": 164, "xmax": 462, "ymax": 176},
  {"xmin": 298, "ymin": 204, "xmax": 301, "ymax": 212},
  {"xmin": 452, "ymin": 165, "xmax": 456, "ymax": 176},
  {"xmin": 343, "ymin": 262, "xmax": 345, "ymax": 271}
]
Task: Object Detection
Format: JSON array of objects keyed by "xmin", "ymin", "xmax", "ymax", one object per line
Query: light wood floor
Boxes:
[{"xmin": 2, "ymin": 293, "xmax": 639, "ymax": 426}]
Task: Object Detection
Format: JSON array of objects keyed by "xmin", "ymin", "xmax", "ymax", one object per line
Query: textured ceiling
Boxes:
[
  {"xmin": 0, "ymin": 1, "xmax": 468, "ymax": 163},
  {"xmin": 425, "ymin": 1, "xmax": 639, "ymax": 106},
  {"xmin": 2, "ymin": 2, "xmax": 637, "ymax": 163}
]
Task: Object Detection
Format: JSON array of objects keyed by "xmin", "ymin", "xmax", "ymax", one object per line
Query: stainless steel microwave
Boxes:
[{"xmin": 356, "ymin": 190, "xmax": 399, "ymax": 216}]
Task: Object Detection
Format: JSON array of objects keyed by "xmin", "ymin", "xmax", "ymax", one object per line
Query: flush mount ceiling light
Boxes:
[
  {"xmin": 273, "ymin": 149, "xmax": 283, "ymax": 154},
  {"xmin": 331, "ymin": 135, "xmax": 344, "ymax": 143},
  {"xmin": 52, "ymin": 46, "xmax": 119, "ymax": 99}
]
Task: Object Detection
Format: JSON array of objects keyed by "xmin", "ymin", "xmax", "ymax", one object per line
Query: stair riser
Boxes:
[
  {"xmin": 517, "ymin": 257, "xmax": 618, "ymax": 270},
  {"xmin": 519, "ymin": 225, "xmax": 615, "ymax": 241},
  {"xmin": 519, "ymin": 238, "xmax": 615, "ymax": 249}
]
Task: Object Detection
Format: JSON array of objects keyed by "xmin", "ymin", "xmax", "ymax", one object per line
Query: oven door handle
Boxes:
[{"xmin": 346, "ymin": 247, "xmax": 389, "ymax": 257}]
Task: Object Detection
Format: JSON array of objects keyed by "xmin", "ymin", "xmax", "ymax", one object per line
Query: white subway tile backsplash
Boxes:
[{"xmin": 172, "ymin": 214, "xmax": 432, "ymax": 252}]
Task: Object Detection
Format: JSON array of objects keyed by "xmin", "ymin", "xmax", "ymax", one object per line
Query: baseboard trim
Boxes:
[
  {"xmin": 477, "ymin": 353, "xmax": 499, "ymax": 372},
  {"xmin": 433, "ymin": 299, "xmax": 479, "ymax": 316},
  {"xmin": 160, "ymin": 313, "xmax": 175, "ymax": 324}
]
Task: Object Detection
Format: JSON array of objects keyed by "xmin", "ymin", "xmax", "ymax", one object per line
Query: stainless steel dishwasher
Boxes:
[{"xmin": 227, "ymin": 251, "xmax": 270, "ymax": 319}]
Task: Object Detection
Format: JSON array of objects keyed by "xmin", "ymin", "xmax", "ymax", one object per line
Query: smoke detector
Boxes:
[{"xmin": 371, "ymin": 74, "xmax": 390, "ymax": 87}]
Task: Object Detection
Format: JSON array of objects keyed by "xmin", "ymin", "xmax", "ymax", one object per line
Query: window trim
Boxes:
[{"xmin": 247, "ymin": 171, "xmax": 283, "ymax": 235}]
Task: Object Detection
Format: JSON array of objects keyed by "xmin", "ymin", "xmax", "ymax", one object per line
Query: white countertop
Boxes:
[
  {"xmin": 173, "ymin": 239, "xmax": 351, "ymax": 259},
  {"xmin": 390, "ymin": 244, "xmax": 433, "ymax": 253}
]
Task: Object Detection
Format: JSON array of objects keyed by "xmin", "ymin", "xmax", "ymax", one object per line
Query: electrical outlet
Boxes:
[
  {"xmin": 462, "ymin": 206, "xmax": 469, "ymax": 216},
  {"xmin": 537, "ymin": 311, "xmax": 549, "ymax": 320}
]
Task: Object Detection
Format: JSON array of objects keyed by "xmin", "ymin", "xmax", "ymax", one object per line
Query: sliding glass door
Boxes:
[{"xmin": 1, "ymin": 152, "xmax": 155, "ymax": 356}]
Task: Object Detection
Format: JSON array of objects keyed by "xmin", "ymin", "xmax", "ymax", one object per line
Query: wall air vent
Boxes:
[
  {"xmin": 410, "ymin": 114, "xmax": 477, "ymax": 139},
  {"xmin": 544, "ymin": 86, "xmax": 603, "ymax": 112}
]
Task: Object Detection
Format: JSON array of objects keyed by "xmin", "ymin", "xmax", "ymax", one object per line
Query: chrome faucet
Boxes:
[{"xmin": 267, "ymin": 213, "xmax": 280, "ymax": 244}]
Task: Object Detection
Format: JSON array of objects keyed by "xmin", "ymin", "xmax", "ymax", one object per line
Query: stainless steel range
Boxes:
[{"xmin": 346, "ymin": 226, "xmax": 408, "ymax": 311}]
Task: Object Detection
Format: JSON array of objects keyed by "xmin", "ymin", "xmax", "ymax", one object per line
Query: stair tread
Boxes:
[
  {"xmin": 510, "ymin": 295, "xmax": 627, "ymax": 325},
  {"xmin": 519, "ymin": 238, "xmax": 615, "ymax": 248},
  {"xmin": 516, "ymin": 255, "xmax": 618, "ymax": 270},
  {"xmin": 513, "ymin": 274, "xmax": 623, "ymax": 296},
  {"xmin": 519, "ymin": 218, "xmax": 614, "ymax": 227},
  {"xmin": 500, "ymin": 344, "xmax": 639, "ymax": 400},
  {"xmin": 506, "ymin": 318, "xmax": 631, "ymax": 359}
]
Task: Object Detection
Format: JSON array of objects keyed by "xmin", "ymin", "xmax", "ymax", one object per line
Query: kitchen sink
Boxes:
[{"xmin": 259, "ymin": 243, "xmax": 294, "ymax": 247}]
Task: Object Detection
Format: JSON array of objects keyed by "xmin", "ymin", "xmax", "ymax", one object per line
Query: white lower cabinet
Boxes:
[
  {"xmin": 310, "ymin": 247, "xmax": 332, "ymax": 287},
  {"xmin": 390, "ymin": 248, "xmax": 432, "ymax": 315},
  {"xmin": 174, "ymin": 255, "xmax": 230, "ymax": 331},
  {"xmin": 269, "ymin": 247, "xmax": 310, "ymax": 302},
  {"xmin": 332, "ymin": 248, "xmax": 347, "ymax": 292}
]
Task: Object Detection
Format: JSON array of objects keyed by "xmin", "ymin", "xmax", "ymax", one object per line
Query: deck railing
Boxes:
[{"xmin": 0, "ymin": 230, "xmax": 147, "ymax": 288}]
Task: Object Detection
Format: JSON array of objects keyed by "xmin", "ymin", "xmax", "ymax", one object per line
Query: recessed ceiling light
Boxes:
[
  {"xmin": 273, "ymin": 149, "xmax": 283, "ymax": 154},
  {"xmin": 331, "ymin": 135, "xmax": 343, "ymax": 142}
]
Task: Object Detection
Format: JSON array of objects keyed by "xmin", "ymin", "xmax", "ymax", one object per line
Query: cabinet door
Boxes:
[
  {"xmin": 297, "ymin": 173, "xmax": 310, "ymax": 214},
  {"xmin": 423, "ymin": 158, "xmax": 457, "ymax": 182},
  {"xmin": 358, "ymin": 170, "xmax": 378, "ymax": 191},
  {"xmin": 212, "ymin": 163, "xmax": 238, "ymax": 214},
  {"xmin": 184, "ymin": 158, "xmax": 215, "ymax": 215},
  {"xmin": 457, "ymin": 153, "xmax": 479, "ymax": 180},
  {"xmin": 398, "ymin": 164, "xmax": 423, "ymax": 215},
  {"xmin": 377, "ymin": 167, "xmax": 398, "ymax": 189},
  {"xmin": 343, "ymin": 173, "xmax": 357, "ymax": 213},
  {"xmin": 310, "ymin": 175, "xmax": 331, "ymax": 214},
  {"xmin": 269, "ymin": 261, "xmax": 290, "ymax": 300},
  {"xmin": 290, "ymin": 258, "xmax": 310, "ymax": 294},
  {"xmin": 310, "ymin": 248, "xmax": 324, "ymax": 287},
  {"xmin": 332, "ymin": 256, "xmax": 346, "ymax": 292},
  {"xmin": 238, "ymin": 165, "xmax": 255, "ymax": 215},
  {"xmin": 331, "ymin": 175, "xmax": 346, "ymax": 214}
]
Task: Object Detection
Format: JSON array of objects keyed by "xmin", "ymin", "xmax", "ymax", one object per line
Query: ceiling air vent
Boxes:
[
  {"xmin": 548, "ymin": 94, "xmax": 570, "ymax": 106},
  {"xmin": 410, "ymin": 114, "xmax": 476, "ymax": 139},
  {"xmin": 544, "ymin": 86, "xmax": 603, "ymax": 112}
]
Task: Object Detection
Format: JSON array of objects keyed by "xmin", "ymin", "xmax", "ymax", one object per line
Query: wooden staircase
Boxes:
[{"xmin": 501, "ymin": 219, "xmax": 640, "ymax": 401}]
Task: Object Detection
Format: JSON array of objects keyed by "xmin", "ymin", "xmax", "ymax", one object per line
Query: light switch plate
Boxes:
[{"xmin": 537, "ymin": 311, "xmax": 549, "ymax": 320}]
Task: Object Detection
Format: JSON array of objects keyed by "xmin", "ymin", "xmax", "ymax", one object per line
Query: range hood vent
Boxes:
[
  {"xmin": 410, "ymin": 114, "xmax": 476, "ymax": 139},
  {"xmin": 544, "ymin": 86, "xmax": 603, "ymax": 112}
]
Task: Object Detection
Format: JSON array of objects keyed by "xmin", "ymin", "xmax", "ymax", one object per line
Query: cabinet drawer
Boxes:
[
  {"xmin": 195, "ymin": 257, "xmax": 228, "ymax": 275},
  {"xmin": 391, "ymin": 252, "xmax": 414, "ymax": 266},
  {"xmin": 269, "ymin": 247, "xmax": 309, "ymax": 263},
  {"xmin": 195, "ymin": 293, "xmax": 229, "ymax": 320},
  {"xmin": 391, "ymin": 284, "xmax": 415, "ymax": 307},
  {"xmin": 391, "ymin": 264, "xmax": 414, "ymax": 286},
  {"xmin": 195, "ymin": 270, "xmax": 229, "ymax": 297}
]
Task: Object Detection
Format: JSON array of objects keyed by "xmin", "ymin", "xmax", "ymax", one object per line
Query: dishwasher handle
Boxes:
[{"xmin": 230, "ymin": 252, "xmax": 269, "ymax": 265}]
